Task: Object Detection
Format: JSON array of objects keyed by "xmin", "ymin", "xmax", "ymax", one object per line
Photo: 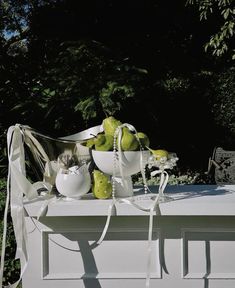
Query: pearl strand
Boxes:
[
  {"xmin": 135, "ymin": 133, "xmax": 148, "ymax": 194},
  {"xmin": 112, "ymin": 127, "xmax": 119, "ymax": 199},
  {"xmin": 112, "ymin": 123, "xmax": 150, "ymax": 197}
]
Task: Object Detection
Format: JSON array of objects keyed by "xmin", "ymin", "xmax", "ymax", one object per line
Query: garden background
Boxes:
[{"xmin": 0, "ymin": 0, "xmax": 235, "ymax": 285}]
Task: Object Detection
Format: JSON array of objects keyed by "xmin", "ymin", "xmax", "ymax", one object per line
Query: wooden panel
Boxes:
[
  {"xmin": 182, "ymin": 228, "xmax": 235, "ymax": 279},
  {"xmin": 41, "ymin": 228, "xmax": 161, "ymax": 280}
]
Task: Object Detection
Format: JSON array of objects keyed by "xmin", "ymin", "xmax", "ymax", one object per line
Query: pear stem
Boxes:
[
  {"xmin": 90, "ymin": 133, "xmax": 97, "ymax": 138},
  {"xmin": 146, "ymin": 146, "xmax": 152, "ymax": 152}
]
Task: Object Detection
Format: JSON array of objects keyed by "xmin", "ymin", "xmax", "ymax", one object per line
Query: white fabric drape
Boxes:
[{"xmin": 0, "ymin": 125, "xmax": 38, "ymax": 288}]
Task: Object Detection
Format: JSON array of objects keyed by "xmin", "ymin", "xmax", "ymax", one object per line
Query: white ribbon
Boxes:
[
  {"xmin": 0, "ymin": 125, "xmax": 55, "ymax": 288},
  {"xmin": 107, "ymin": 123, "xmax": 170, "ymax": 287},
  {"xmin": 96, "ymin": 169, "xmax": 169, "ymax": 288},
  {"xmin": 0, "ymin": 155, "xmax": 11, "ymax": 288},
  {"xmin": 0, "ymin": 125, "xmax": 37, "ymax": 288}
]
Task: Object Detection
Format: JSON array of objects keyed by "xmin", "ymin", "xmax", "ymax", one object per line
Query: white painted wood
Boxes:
[
  {"xmin": 24, "ymin": 185, "xmax": 235, "ymax": 216},
  {"xmin": 41, "ymin": 228, "xmax": 160, "ymax": 280},
  {"xmin": 22, "ymin": 185, "xmax": 235, "ymax": 288}
]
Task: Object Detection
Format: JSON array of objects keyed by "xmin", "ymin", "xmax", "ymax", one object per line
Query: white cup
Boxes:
[{"xmin": 55, "ymin": 166, "xmax": 91, "ymax": 199}]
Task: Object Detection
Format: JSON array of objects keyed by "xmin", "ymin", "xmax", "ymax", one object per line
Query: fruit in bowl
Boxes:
[
  {"xmin": 80, "ymin": 116, "xmax": 152, "ymax": 198},
  {"xmin": 120, "ymin": 127, "xmax": 139, "ymax": 151},
  {"xmin": 102, "ymin": 116, "xmax": 122, "ymax": 136},
  {"xmin": 91, "ymin": 149, "xmax": 150, "ymax": 198},
  {"xmin": 94, "ymin": 134, "xmax": 114, "ymax": 151},
  {"xmin": 81, "ymin": 116, "xmax": 151, "ymax": 152}
]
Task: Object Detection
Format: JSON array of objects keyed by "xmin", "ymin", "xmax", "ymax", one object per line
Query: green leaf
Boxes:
[{"xmin": 74, "ymin": 96, "xmax": 97, "ymax": 120}]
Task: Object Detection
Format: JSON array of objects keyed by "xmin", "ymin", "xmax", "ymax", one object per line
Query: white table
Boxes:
[{"xmin": 22, "ymin": 185, "xmax": 235, "ymax": 288}]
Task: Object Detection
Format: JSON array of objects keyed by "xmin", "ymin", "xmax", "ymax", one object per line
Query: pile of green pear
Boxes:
[
  {"xmin": 82, "ymin": 116, "xmax": 150, "ymax": 151},
  {"xmin": 82, "ymin": 116, "xmax": 151, "ymax": 199}
]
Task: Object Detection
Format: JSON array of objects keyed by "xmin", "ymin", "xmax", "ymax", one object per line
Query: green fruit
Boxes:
[
  {"xmin": 85, "ymin": 138, "xmax": 95, "ymax": 148},
  {"xmin": 102, "ymin": 116, "xmax": 122, "ymax": 136},
  {"xmin": 120, "ymin": 127, "xmax": 139, "ymax": 151},
  {"xmin": 92, "ymin": 169, "xmax": 112, "ymax": 199},
  {"xmin": 94, "ymin": 134, "xmax": 114, "ymax": 151},
  {"xmin": 136, "ymin": 132, "xmax": 150, "ymax": 148},
  {"xmin": 94, "ymin": 134, "xmax": 105, "ymax": 146},
  {"xmin": 149, "ymin": 149, "xmax": 169, "ymax": 160}
]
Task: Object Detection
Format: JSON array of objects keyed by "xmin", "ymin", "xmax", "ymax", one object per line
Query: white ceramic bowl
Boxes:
[
  {"xmin": 55, "ymin": 170, "xmax": 91, "ymax": 199},
  {"xmin": 92, "ymin": 150, "xmax": 150, "ymax": 177}
]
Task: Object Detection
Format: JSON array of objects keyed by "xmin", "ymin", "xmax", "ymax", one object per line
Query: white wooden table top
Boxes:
[{"xmin": 23, "ymin": 185, "xmax": 235, "ymax": 217}]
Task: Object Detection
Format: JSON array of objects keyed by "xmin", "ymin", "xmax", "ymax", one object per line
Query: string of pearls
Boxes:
[
  {"xmin": 112, "ymin": 126, "xmax": 120, "ymax": 199},
  {"xmin": 112, "ymin": 123, "xmax": 150, "ymax": 198}
]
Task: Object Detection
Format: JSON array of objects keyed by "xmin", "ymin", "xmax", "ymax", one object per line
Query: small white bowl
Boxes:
[
  {"xmin": 92, "ymin": 150, "xmax": 150, "ymax": 177},
  {"xmin": 55, "ymin": 169, "xmax": 91, "ymax": 199}
]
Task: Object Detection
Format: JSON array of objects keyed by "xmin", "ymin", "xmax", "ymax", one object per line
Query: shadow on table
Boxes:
[{"xmin": 157, "ymin": 184, "xmax": 234, "ymax": 202}]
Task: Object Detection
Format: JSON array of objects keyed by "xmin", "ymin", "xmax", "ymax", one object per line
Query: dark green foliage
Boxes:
[
  {"xmin": 187, "ymin": 0, "xmax": 235, "ymax": 59},
  {"xmin": 32, "ymin": 40, "xmax": 147, "ymax": 129},
  {"xmin": 0, "ymin": 0, "xmax": 234, "ymax": 172},
  {"xmin": 0, "ymin": 128, "xmax": 8, "ymax": 178},
  {"xmin": 207, "ymin": 66, "xmax": 235, "ymax": 147},
  {"xmin": 0, "ymin": 178, "xmax": 21, "ymax": 286}
]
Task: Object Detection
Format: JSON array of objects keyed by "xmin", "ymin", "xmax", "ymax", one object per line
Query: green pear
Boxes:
[
  {"xmin": 148, "ymin": 148, "xmax": 169, "ymax": 160},
  {"xmin": 92, "ymin": 169, "xmax": 112, "ymax": 199},
  {"xmin": 102, "ymin": 116, "xmax": 122, "ymax": 136},
  {"xmin": 94, "ymin": 134, "xmax": 114, "ymax": 151},
  {"xmin": 120, "ymin": 127, "xmax": 139, "ymax": 151},
  {"xmin": 94, "ymin": 133, "xmax": 105, "ymax": 146},
  {"xmin": 85, "ymin": 138, "xmax": 95, "ymax": 148},
  {"xmin": 136, "ymin": 132, "xmax": 150, "ymax": 148}
]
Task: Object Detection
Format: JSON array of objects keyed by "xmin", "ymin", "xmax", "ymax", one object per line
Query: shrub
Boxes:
[
  {"xmin": 207, "ymin": 66, "xmax": 235, "ymax": 148},
  {"xmin": 133, "ymin": 166, "xmax": 215, "ymax": 186},
  {"xmin": 0, "ymin": 178, "xmax": 21, "ymax": 286}
]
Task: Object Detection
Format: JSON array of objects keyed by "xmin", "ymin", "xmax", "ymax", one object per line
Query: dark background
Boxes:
[{"xmin": 0, "ymin": 0, "xmax": 234, "ymax": 174}]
